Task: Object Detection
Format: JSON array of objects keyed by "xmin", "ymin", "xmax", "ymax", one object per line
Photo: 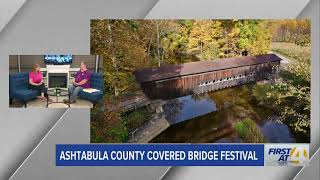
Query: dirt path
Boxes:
[
  {"xmin": 106, "ymin": 93, "xmax": 150, "ymax": 112},
  {"xmin": 125, "ymin": 99, "xmax": 170, "ymax": 143},
  {"xmin": 127, "ymin": 113, "xmax": 170, "ymax": 143}
]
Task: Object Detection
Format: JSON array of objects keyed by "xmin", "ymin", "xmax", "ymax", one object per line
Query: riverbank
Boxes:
[{"xmin": 151, "ymin": 83, "xmax": 306, "ymax": 143}]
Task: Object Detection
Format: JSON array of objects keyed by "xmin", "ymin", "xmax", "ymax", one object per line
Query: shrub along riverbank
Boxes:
[
  {"xmin": 234, "ymin": 118, "xmax": 265, "ymax": 143},
  {"xmin": 252, "ymin": 42, "xmax": 310, "ymax": 142},
  {"xmin": 91, "ymin": 107, "xmax": 151, "ymax": 143}
]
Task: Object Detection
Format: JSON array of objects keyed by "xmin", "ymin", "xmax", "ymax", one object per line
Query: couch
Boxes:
[
  {"xmin": 78, "ymin": 72, "xmax": 104, "ymax": 107},
  {"xmin": 9, "ymin": 72, "xmax": 45, "ymax": 107}
]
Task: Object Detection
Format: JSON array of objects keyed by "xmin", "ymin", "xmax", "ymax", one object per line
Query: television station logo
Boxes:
[{"xmin": 264, "ymin": 144, "xmax": 309, "ymax": 166}]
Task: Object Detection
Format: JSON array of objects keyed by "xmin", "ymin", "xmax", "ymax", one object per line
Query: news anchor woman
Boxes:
[{"xmin": 29, "ymin": 64, "xmax": 49, "ymax": 100}]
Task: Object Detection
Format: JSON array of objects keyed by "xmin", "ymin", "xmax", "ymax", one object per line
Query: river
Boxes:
[{"xmin": 151, "ymin": 85, "xmax": 302, "ymax": 143}]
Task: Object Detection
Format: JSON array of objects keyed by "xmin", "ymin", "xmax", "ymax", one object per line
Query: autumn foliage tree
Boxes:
[
  {"xmin": 269, "ymin": 19, "xmax": 311, "ymax": 46},
  {"xmin": 91, "ymin": 19, "xmax": 274, "ymax": 97}
]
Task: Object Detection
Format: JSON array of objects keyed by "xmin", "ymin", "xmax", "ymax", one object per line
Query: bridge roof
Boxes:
[{"xmin": 134, "ymin": 54, "xmax": 282, "ymax": 83}]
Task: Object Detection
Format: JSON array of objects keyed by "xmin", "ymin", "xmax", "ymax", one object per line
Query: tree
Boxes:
[
  {"xmin": 156, "ymin": 20, "xmax": 160, "ymax": 67},
  {"xmin": 269, "ymin": 19, "xmax": 311, "ymax": 46},
  {"xmin": 187, "ymin": 20, "xmax": 222, "ymax": 59},
  {"xmin": 236, "ymin": 20, "xmax": 272, "ymax": 55},
  {"xmin": 108, "ymin": 21, "xmax": 119, "ymax": 96},
  {"xmin": 91, "ymin": 20, "xmax": 152, "ymax": 96}
]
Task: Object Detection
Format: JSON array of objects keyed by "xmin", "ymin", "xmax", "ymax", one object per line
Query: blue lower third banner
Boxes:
[{"xmin": 56, "ymin": 144, "xmax": 264, "ymax": 166}]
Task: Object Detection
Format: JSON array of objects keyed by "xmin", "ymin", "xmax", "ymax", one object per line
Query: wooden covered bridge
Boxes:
[{"xmin": 134, "ymin": 54, "xmax": 282, "ymax": 99}]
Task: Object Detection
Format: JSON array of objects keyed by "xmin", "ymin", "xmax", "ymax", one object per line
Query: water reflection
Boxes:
[
  {"xmin": 152, "ymin": 85, "xmax": 297, "ymax": 143},
  {"xmin": 163, "ymin": 94, "xmax": 217, "ymax": 124},
  {"xmin": 260, "ymin": 121, "xmax": 295, "ymax": 143}
]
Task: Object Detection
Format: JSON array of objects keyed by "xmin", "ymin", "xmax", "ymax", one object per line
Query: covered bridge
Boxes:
[{"xmin": 134, "ymin": 54, "xmax": 282, "ymax": 99}]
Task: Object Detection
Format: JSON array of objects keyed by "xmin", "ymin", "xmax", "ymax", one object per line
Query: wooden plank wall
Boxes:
[{"xmin": 140, "ymin": 62, "xmax": 280, "ymax": 99}]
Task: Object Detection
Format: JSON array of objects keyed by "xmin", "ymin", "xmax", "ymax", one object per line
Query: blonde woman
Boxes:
[{"xmin": 29, "ymin": 64, "xmax": 48, "ymax": 100}]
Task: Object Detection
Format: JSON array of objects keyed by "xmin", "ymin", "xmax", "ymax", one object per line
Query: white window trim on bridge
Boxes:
[{"xmin": 199, "ymin": 73, "xmax": 255, "ymax": 87}]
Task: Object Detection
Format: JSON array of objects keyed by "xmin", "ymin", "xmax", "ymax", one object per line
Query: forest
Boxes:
[{"xmin": 90, "ymin": 19, "xmax": 311, "ymax": 143}]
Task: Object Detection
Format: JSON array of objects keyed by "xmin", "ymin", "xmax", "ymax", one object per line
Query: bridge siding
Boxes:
[
  {"xmin": 139, "ymin": 61, "xmax": 279, "ymax": 100},
  {"xmin": 135, "ymin": 54, "xmax": 282, "ymax": 83}
]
